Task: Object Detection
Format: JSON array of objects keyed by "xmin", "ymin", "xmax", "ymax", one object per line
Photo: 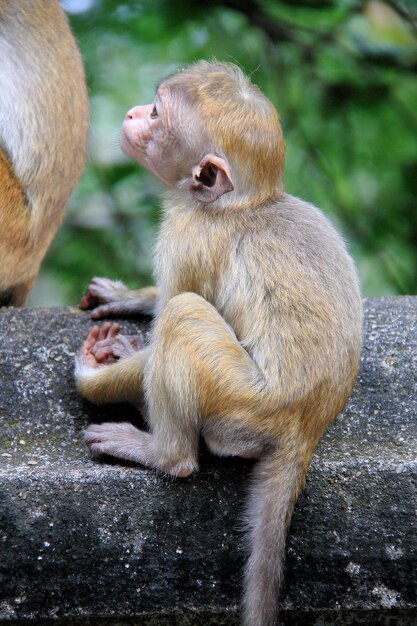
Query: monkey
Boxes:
[
  {"xmin": 0, "ymin": 0, "xmax": 88, "ymax": 307},
  {"xmin": 74, "ymin": 61, "xmax": 363, "ymax": 625}
]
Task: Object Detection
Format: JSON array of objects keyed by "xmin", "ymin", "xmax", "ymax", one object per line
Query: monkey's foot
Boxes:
[
  {"xmin": 84, "ymin": 422, "xmax": 197, "ymax": 478},
  {"xmin": 84, "ymin": 421, "xmax": 152, "ymax": 461}
]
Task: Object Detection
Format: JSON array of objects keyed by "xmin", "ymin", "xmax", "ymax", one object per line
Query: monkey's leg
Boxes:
[
  {"xmin": 144, "ymin": 292, "xmax": 272, "ymax": 466},
  {"xmin": 79, "ymin": 277, "xmax": 157, "ymax": 319}
]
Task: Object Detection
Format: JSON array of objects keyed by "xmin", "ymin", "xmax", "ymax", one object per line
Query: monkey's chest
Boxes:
[{"xmin": 156, "ymin": 231, "xmax": 219, "ymax": 306}]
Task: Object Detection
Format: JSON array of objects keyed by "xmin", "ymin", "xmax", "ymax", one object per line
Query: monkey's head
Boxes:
[{"xmin": 121, "ymin": 61, "xmax": 285, "ymax": 207}]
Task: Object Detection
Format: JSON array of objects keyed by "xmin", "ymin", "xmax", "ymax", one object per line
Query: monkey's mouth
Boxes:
[
  {"xmin": 120, "ymin": 129, "xmax": 133, "ymax": 150},
  {"xmin": 120, "ymin": 130, "xmax": 143, "ymax": 160}
]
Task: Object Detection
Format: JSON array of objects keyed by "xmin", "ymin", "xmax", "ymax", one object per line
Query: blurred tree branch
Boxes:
[
  {"xmin": 386, "ymin": 0, "xmax": 417, "ymax": 33},
  {"xmin": 197, "ymin": 0, "xmax": 417, "ymax": 72}
]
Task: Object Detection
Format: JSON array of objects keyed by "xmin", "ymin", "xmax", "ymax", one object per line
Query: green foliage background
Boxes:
[{"xmin": 31, "ymin": 0, "xmax": 417, "ymax": 305}]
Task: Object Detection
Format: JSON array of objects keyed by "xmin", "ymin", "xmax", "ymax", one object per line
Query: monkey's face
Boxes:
[
  {"xmin": 121, "ymin": 82, "xmax": 234, "ymax": 204},
  {"xmin": 121, "ymin": 88, "xmax": 190, "ymax": 188}
]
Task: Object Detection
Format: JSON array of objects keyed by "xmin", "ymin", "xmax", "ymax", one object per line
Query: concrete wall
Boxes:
[{"xmin": 0, "ymin": 298, "xmax": 416, "ymax": 624}]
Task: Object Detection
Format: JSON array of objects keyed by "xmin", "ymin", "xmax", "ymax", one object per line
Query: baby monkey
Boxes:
[{"xmin": 75, "ymin": 62, "xmax": 362, "ymax": 626}]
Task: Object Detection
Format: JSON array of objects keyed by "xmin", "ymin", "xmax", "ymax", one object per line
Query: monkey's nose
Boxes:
[{"xmin": 125, "ymin": 105, "xmax": 146, "ymax": 121}]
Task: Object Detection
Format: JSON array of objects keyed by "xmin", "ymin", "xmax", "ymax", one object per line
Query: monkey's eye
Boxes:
[{"xmin": 150, "ymin": 104, "xmax": 158, "ymax": 119}]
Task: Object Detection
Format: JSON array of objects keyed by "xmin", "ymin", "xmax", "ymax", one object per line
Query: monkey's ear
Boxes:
[{"xmin": 190, "ymin": 154, "xmax": 234, "ymax": 203}]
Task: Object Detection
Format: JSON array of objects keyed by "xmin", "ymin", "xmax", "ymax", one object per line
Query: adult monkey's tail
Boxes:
[{"xmin": 242, "ymin": 440, "xmax": 313, "ymax": 626}]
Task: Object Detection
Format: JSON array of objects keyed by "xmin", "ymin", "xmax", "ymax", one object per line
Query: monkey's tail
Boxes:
[{"xmin": 242, "ymin": 440, "xmax": 311, "ymax": 626}]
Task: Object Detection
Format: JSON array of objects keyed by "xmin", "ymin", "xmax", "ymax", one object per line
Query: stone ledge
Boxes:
[{"xmin": 0, "ymin": 298, "xmax": 416, "ymax": 625}]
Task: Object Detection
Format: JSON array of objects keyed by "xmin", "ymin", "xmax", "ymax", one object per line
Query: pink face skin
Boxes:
[{"xmin": 121, "ymin": 89, "xmax": 183, "ymax": 187}]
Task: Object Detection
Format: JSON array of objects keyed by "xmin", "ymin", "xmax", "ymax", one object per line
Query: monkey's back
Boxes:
[{"xmin": 215, "ymin": 193, "xmax": 363, "ymax": 419}]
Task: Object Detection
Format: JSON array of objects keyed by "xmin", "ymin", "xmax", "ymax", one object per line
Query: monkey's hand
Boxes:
[
  {"xmin": 75, "ymin": 322, "xmax": 120, "ymax": 369},
  {"xmin": 77, "ymin": 321, "xmax": 144, "ymax": 369},
  {"xmin": 79, "ymin": 277, "xmax": 157, "ymax": 319},
  {"xmin": 91, "ymin": 327, "xmax": 144, "ymax": 364},
  {"xmin": 79, "ymin": 277, "xmax": 129, "ymax": 315},
  {"xmin": 75, "ymin": 323, "xmax": 118, "ymax": 370}
]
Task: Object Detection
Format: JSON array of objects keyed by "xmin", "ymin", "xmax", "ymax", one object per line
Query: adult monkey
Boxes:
[
  {"xmin": 75, "ymin": 62, "xmax": 363, "ymax": 625},
  {"xmin": 0, "ymin": 0, "xmax": 88, "ymax": 306}
]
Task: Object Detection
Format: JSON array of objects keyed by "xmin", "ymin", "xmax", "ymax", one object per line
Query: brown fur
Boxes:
[
  {"xmin": 0, "ymin": 0, "xmax": 88, "ymax": 306},
  {"xmin": 75, "ymin": 62, "xmax": 362, "ymax": 625},
  {"xmin": 163, "ymin": 63, "xmax": 285, "ymax": 198}
]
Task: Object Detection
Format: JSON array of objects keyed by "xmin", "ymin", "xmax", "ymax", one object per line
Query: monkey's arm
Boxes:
[{"xmin": 79, "ymin": 277, "xmax": 157, "ymax": 319}]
